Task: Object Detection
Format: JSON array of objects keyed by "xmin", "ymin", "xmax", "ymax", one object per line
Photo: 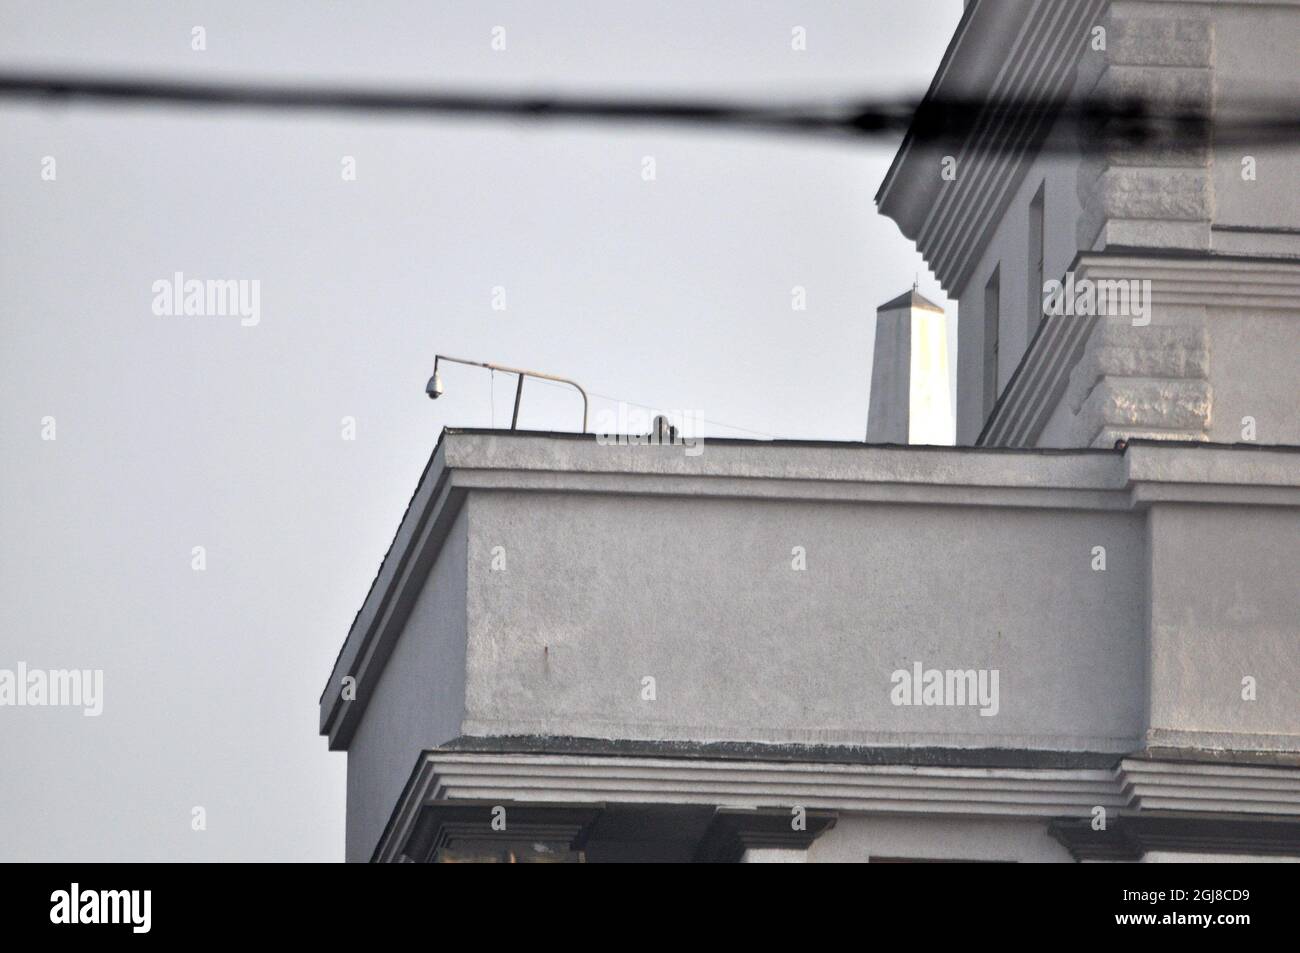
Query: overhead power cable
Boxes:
[{"xmin": 1, "ymin": 71, "xmax": 1297, "ymax": 151}]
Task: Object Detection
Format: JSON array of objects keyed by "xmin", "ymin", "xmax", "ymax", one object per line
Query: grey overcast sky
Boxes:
[{"xmin": 0, "ymin": 0, "xmax": 961, "ymax": 860}]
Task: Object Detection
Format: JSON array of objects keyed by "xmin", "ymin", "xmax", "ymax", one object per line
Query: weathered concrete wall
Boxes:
[
  {"xmin": 330, "ymin": 435, "xmax": 1300, "ymax": 858},
  {"xmin": 1209, "ymin": 1, "xmax": 1300, "ymax": 244},
  {"xmin": 1205, "ymin": 308, "xmax": 1300, "ymax": 445},
  {"xmin": 344, "ymin": 506, "xmax": 468, "ymax": 862},
  {"xmin": 1146, "ymin": 504, "xmax": 1300, "ymax": 753},
  {"xmin": 462, "ymin": 490, "xmax": 1146, "ymax": 752}
]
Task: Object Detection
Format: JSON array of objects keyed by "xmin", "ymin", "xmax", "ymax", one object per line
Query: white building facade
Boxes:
[
  {"xmin": 321, "ymin": 0, "xmax": 1300, "ymax": 862},
  {"xmin": 877, "ymin": 0, "xmax": 1300, "ymax": 449}
]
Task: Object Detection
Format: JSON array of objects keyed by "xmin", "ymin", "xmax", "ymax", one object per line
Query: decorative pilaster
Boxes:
[
  {"xmin": 1078, "ymin": 11, "xmax": 1215, "ymax": 253},
  {"xmin": 1062, "ymin": 316, "xmax": 1211, "ymax": 446}
]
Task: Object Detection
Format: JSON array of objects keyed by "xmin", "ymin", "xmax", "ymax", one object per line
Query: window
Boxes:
[
  {"xmin": 983, "ymin": 266, "xmax": 1000, "ymax": 418},
  {"xmin": 1028, "ymin": 182, "xmax": 1045, "ymax": 340}
]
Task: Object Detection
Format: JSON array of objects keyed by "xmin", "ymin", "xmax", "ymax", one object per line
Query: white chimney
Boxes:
[{"xmin": 866, "ymin": 288, "xmax": 953, "ymax": 445}]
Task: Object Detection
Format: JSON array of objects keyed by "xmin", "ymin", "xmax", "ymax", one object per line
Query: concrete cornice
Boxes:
[
  {"xmin": 877, "ymin": 0, "xmax": 1105, "ymax": 295},
  {"xmin": 1120, "ymin": 758, "xmax": 1300, "ymax": 814},
  {"xmin": 373, "ymin": 748, "xmax": 1300, "ymax": 862},
  {"xmin": 449, "ymin": 432, "xmax": 1300, "ymax": 508},
  {"xmin": 1074, "ymin": 253, "xmax": 1300, "ymax": 309},
  {"xmin": 321, "ymin": 431, "xmax": 1300, "ymax": 749}
]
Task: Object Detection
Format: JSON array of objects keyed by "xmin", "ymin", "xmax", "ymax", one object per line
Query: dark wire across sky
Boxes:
[{"xmin": 1, "ymin": 71, "xmax": 1297, "ymax": 151}]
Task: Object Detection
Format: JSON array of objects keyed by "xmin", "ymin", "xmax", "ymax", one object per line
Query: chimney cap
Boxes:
[{"xmin": 877, "ymin": 288, "xmax": 945, "ymax": 314}]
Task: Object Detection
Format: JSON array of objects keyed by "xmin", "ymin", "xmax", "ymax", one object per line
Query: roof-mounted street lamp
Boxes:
[{"xmin": 426, "ymin": 354, "xmax": 588, "ymax": 433}]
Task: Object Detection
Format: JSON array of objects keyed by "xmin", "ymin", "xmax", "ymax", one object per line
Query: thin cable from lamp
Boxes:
[{"xmin": 529, "ymin": 375, "xmax": 777, "ymax": 440}]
